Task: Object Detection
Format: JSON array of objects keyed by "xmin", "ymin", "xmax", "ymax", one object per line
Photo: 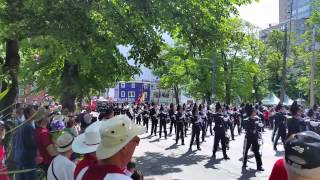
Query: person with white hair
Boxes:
[{"xmin": 81, "ymin": 115, "xmax": 145, "ymax": 180}]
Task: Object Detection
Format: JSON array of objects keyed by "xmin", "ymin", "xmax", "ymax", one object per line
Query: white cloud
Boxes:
[{"xmin": 239, "ymin": 0, "xmax": 279, "ymax": 29}]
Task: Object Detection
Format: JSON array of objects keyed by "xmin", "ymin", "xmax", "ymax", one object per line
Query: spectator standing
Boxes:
[
  {"xmin": 81, "ymin": 115, "xmax": 145, "ymax": 180},
  {"xmin": 36, "ymin": 115, "xmax": 58, "ymax": 173},
  {"xmin": 47, "ymin": 132, "xmax": 76, "ymax": 180},
  {"xmin": 0, "ymin": 121, "xmax": 8, "ymax": 180},
  {"xmin": 14, "ymin": 106, "xmax": 38, "ymax": 180}
]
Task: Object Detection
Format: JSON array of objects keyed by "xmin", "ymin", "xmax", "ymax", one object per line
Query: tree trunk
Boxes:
[
  {"xmin": 222, "ymin": 51, "xmax": 231, "ymax": 105},
  {"xmin": 173, "ymin": 84, "xmax": 180, "ymax": 105},
  {"xmin": 60, "ymin": 60, "xmax": 79, "ymax": 112},
  {"xmin": 0, "ymin": 39, "xmax": 20, "ymax": 120},
  {"xmin": 206, "ymin": 92, "xmax": 212, "ymax": 106}
]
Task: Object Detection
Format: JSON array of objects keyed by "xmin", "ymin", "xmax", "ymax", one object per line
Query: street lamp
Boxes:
[{"xmin": 252, "ymin": 89, "xmax": 255, "ymax": 104}]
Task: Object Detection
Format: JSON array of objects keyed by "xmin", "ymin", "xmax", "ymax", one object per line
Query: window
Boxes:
[
  {"xmin": 121, "ymin": 91, "xmax": 125, "ymax": 97},
  {"xmin": 128, "ymin": 91, "xmax": 135, "ymax": 98},
  {"xmin": 143, "ymin": 84, "xmax": 148, "ymax": 89},
  {"xmin": 144, "ymin": 92, "xmax": 148, "ymax": 98},
  {"xmin": 121, "ymin": 83, "xmax": 125, "ymax": 88},
  {"xmin": 131, "ymin": 83, "xmax": 135, "ymax": 88}
]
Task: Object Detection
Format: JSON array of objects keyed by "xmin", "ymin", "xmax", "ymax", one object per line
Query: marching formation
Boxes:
[
  {"xmin": 107, "ymin": 100, "xmax": 320, "ymax": 172},
  {"xmin": 3, "ymin": 100, "xmax": 320, "ymax": 180}
]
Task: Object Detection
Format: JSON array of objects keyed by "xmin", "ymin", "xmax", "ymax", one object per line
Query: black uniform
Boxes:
[
  {"xmin": 142, "ymin": 109, "xmax": 149, "ymax": 133},
  {"xmin": 287, "ymin": 116, "xmax": 303, "ymax": 139},
  {"xmin": 226, "ymin": 111, "xmax": 235, "ymax": 140},
  {"xmin": 273, "ymin": 112, "xmax": 287, "ymax": 150},
  {"xmin": 150, "ymin": 107, "xmax": 158, "ymax": 136},
  {"xmin": 176, "ymin": 111, "xmax": 185, "ymax": 145},
  {"xmin": 200, "ymin": 110, "xmax": 207, "ymax": 142},
  {"xmin": 212, "ymin": 113, "xmax": 229, "ymax": 159},
  {"xmin": 242, "ymin": 117, "xmax": 263, "ymax": 169},
  {"xmin": 189, "ymin": 110, "xmax": 201, "ymax": 150},
  {"xmin": 158, "ymin": 110, "xmax": 168, "ymax": 139},
  {"xmin": 135, "ymin": 108, "xmax": 142, "ymax": 125},
  {"xmin": 206, "ymin": 110, "xmax": 214, "ymax": 135},
  {"xmin": 232, "ymin": 111, "xmax": 241, "ymax": 135},
  {"xmin": 169, "ymin": 108, "xmax": 176, "ymax": 134}
]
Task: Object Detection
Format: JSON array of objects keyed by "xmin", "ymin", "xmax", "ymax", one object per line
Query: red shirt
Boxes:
[
  {"xmin": 269, "ymin": 158, "xmax": 288, "ymax": 180},
  {"xmin": 74, "ymin": 154, "xmax": 98, "ymax": 179},
  {"xmin": 36, "ymin": 127, "xmax": 55, "ymax": 165},
  {"xmin": 0, "ymin": 144, "xmax": 8, "ymax": 180},
  {"xmin": 82, "ymin": 164, "xmax": 125, "ymax": 180}
]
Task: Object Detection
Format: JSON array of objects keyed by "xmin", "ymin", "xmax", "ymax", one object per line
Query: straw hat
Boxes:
[
  {"xmin": 72, "ymin": 121, "xmax": 102, "ymax": 154},
  {"xmin": 96, "ymin": 115, "xmax": 145, "ymax": 160},
  {"xmin": 56, "ymin": 132, "xmax": 74, "ymax": 153}
]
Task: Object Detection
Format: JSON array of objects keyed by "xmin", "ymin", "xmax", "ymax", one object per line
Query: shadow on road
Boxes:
[
  {"xmin": 141, "ymin": 134, "xmax": 153, "ymax": 139},
  {"xmin": 237, "ymin": 168, "xmax": 257, "ymax": 180},
  {"xmin": 149, "ymin": 138, "xmax": 161, "ymax": 143},
  {"xmin": 165, "ymin": 143, "xmax": 179, "ymax": 150},
  {"xmin": 238, "ymin": 154, "xmax": 255, "ymax": 162},
  {"xmin": 203, "ymin": 156, "xmax": 223, "ymax": 169},
  {"xmin": 135, "ymin": 152, "xmax": 210, "ymax": 176}
]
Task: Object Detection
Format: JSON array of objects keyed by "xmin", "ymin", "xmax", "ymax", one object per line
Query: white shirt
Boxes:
[
  {"xmin": 47, "ymin": 154, "xmax": 76, "ymax": 180},
  {"xmin": 104, "ymin": 174, "xmax": 132, "ymax": 180}
]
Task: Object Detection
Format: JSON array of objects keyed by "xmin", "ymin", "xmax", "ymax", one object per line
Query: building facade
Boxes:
[
  {"xmin": 261, "ymin": 0, "xmax": 315, "ymax": 43},
  {"xmin": 114, "ymin": 80, "xmax": 176, "ymax": 104},
  {"xmin": 114, "ymin": 81, "xmax": 151, "ymax": 103}
]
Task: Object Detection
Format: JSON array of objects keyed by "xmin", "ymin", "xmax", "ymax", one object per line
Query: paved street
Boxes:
[{"xmin": 133, "ymin": 127, "xmax": 284, "ymax": 180}]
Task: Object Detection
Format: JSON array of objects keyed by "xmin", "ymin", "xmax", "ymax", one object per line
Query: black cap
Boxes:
[
  {"xmin": 246, "ymin": 104, "xmax": 255, "ymax": 115},
  {"xmin": 285, "ymin": 131, "xmax": 320, "ymax": 170}
]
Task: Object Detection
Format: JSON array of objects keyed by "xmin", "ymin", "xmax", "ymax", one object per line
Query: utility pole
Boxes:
[
  {"xmin": 280, "ymin": 0, "xmax": 293, "ymax": 103},
  {"xmin": 310, "ymin": 26, "xmax": 317, "ymax": 107},
  {"xmin": 280, "ymin": 24, "xmax": 288, "ymax": 103}
]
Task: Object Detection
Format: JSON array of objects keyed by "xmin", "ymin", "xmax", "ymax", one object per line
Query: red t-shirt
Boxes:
[
  {"xmin": 0, "ymin": 144, "xmax": 8, "ymax": 180},
  {"xmin": 269, "ymin": 158, "xmax": 288, "ymax": 180},
  {"xmin": 82, "ymin": 164, "xmax": 125, "ymax": 180},
  {"xmin": 74, "ymin": 154, "xmax": 98, "ymax": 179},
  {"xmin": 36, "ymin": 127, "xmax": 55, "ymax": 165}
]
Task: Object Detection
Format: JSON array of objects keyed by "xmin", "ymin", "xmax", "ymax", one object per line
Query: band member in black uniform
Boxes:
[
  {"xmin": 273, "ymin": 103, "xmax": 287, "ymax": 151},
  {"xmin": 232, "ymin": 107, "xmax": 241, "ymax": 135},
  {"xmin": 189, "ymin": 104, "xmax": 201, "ymax": 151},
  {"xmin": 287, "ymin": 101, "xmax": 304, "ymax": 139},
  {"xmin": 158, "ymin": 105, "xmax": 168, "ymax": 139},
  {"xmin": 176, "ymin": 105, "xmax": 185, "ymax": 145},
  {"xmin": 242, "ymin": 105, "xmax": 264, "ymax": 171},
  {"xmin": 212, "ymin": 103, "xmax": 230, "ymax": 160},
  {"xmin": 199, "ymin": 104, "xmax": 207, "ymax": 142},
  {"xmin": 142, "ymin": 104, "xmax": 149, "ymax": 133},
  {"xmin": 183, "ymin": 104, "xmax": 188, "ymax": 137},
  {"xmin": 206, "ymin": 106, "xmax": 214, "ymax": 136},
  {"xmin": 114, "ymin": 104, "xmax": 120, "ymax": 115},
  {"xmin": 135, "ymin": 105, "xmax": 142, "ymax": 125},
  {"xmin": 225, "ymin": 106, "xmax": 235, "ymax": 140},
  {"xmin": 125, "ymin": 105, "xmax": 133, "ymax": 120},
  {"xmin": 149, "ymin": 103, "xmax": 158, "ymax": 136},
  {"xmin": 169, "ymin": 103, "xmax": 176, "ymax": 135},
  {"xmin": 120, "ymin": 103, "xmax": 126, "ymax": 114}
]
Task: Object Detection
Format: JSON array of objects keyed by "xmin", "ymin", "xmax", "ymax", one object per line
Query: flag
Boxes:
[{"xmin": 136, "ymin": 87, "xmax": 145, "ymax": 105}]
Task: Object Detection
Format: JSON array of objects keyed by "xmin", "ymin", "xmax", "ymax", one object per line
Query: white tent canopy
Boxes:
[
  {"xmin": 261, "ymin": 92, "xmax": 280, "ymax": 105},
  {"xmin": 283, "ymin": 94, "xmax": 294, "ymax": 106}
]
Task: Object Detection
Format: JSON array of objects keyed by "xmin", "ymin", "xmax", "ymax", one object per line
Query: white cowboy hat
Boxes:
[
  {"xmin": 57, "ymin": 132, "xmax": 74, "ymax": 153},
  {"xmin": 72, "ymin": 130, "xmax": 101, "ymax": 154},
  {"xmin": 96, "ymin": 115, "xmax": 145, "ymax": 160}
]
